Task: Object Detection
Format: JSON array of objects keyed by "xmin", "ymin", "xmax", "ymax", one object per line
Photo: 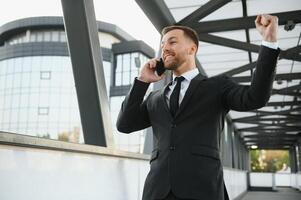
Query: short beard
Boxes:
[{"xmin": 164, "ymin": 58, "xmax": 180, "ymax": 71}]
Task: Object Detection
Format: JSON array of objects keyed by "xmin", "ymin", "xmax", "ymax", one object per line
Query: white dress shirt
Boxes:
[
  {"xmin": 165, "ymin": 41, "xmax": 278, "ymax": 107},
  {"xmin": 165, "ymin": 68, "xmax": 199, "ymax": 108}
]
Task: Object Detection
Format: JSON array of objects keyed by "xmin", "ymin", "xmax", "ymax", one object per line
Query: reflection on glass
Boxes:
[
  {"xmin": 0, "ymin": 22, "xmax": 153, "ymax": 153},
  {"xmin": 114, "ymin": 52, "xmax": 149, "ymax": 86},
  {"xmin": 5, "ymin": 30, "xmax": 71, "ymax": 45},
  {"xmin": 0, "ymin": 56, "xmax": 83, "ymax": 143}
]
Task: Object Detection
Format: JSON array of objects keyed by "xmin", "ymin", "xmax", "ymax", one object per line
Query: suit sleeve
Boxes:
[
  {"xmin": 116, "ymin": 78, "xmax": 152, "ymax": 133},
  {"xmin": 220, "ymin": 45, "xmax": 280, "ymax": 111}
]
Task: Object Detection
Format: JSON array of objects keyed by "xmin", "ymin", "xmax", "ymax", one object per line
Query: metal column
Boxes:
[
  {"xmin": 289, "ymin": 146, "xmax": 298, "ymax": 173},
  {"xmin": 61, "ymin": 0, "xmax": 114, "ymax": 147}
]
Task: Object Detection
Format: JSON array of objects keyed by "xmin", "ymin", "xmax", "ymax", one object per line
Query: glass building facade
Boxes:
[
  {"xmin": 0, "ymin": 17, "xmax": 154, "ymax": 153},
  {"xmin": 0, "ymin": 56, "xmax": 82, "ymax": 142},
  {"xmin": 115, "ymin": 52, "xmax": 148, "ymax": 86},
  {"xmin": 111, "ymin": 52, "xmax": 151, "ymax": 152}
]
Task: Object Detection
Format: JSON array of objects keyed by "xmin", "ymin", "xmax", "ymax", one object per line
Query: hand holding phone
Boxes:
[
  {"xmin": 155, "ymin": 58, "xmax": 166, "ymax": 76},
  {"xmin": 138, "ymin": 58, "xmax": 165, "ymax": 83}
]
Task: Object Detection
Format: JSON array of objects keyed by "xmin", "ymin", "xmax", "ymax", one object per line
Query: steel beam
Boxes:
[
  {"xmin": 178, "ymin": 0, "xmax": 231, "ymax": 25},
  {"xmin": 266, "ymin": 101, "xmax": 301, "ymax": 107},
  {"xmin": 272, "ymin": 89, "xmax": 301, "ymax": 97},
  {"xmin": 135, "ymin": 0, "xmax": 175, "ymax": 32},
  {"xmin": 194, "ymin": 10, "xmax": 301, "ymax": 33},
  {"xmin": 238, "ymin": 126, "xmax": 301, "ymax": 132},
  {"xmin": 243, "ymin": 133, "xmax": 301, "ymax": 138},
  {"xmin": 222, "ymin": 62, "xmax": 256, "ymax": 76},
  {"xmin": 61, "ymin": 0, "xmax": 114, "ymax": 147},
  {"xmin": 232, "ymin": 72, "xmax": 301, "ymax": 83}
]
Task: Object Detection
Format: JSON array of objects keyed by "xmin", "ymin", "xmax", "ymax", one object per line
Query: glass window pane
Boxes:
[
  {"xmin": 44, "ymin": 32, "xmax": 51, "ymax": 41},
  {"xmin": 37, "ymin": 32, "xmax": 43, "ymax": 42},
  {"xmin": 122, "ymin": 54, "xmax": 131, "ymax": 72},
  {"xmin": 122, "ymin": 71, "xmax": 130, "ymax": 85},
  {"xmin": 116, "ymin": 55, "xmax": 122, "ymax": 72},
  {"xmin": 29, "ymin": 31, "xmax": 36, "ymax": 42},
  {"xmin": 116, "ymin": 72, "xmax": 122, "ymax": 86},
  {"xmin": 52, "ymin": 31, "xmax": 59, "ymax": 42},
  {"xmin": 59, "ymin": 31, "xmax": 66, "ymax": 42}
]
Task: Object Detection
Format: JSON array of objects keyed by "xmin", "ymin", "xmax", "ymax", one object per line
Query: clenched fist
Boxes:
[{"xmin": 255, "ymin": 14, "xmax": 278, "ymax": 42}]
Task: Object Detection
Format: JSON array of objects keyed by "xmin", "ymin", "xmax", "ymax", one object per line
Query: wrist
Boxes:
[
  {"xmin": 263, "ymin": 35, "xmax": 277, "ymax": 43},
  {"xmin": 137, "ymin": 76, "xmax": 150, "ymax": 83}
]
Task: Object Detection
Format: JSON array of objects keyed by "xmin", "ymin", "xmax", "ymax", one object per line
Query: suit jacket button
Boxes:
[{"xmin": 170, "ymin": 146, "xmax": 175, "ymax": 150}]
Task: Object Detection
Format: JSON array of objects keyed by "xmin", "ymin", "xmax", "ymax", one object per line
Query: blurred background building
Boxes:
[{"xmin": 0, "ymin": 16, "xmax": 154, "ymax": 152}]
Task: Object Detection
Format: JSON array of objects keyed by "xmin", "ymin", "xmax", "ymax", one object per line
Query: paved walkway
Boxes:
[{"xmin": 241, "ymin": 187, "xmax": 301, "ymax": 200}]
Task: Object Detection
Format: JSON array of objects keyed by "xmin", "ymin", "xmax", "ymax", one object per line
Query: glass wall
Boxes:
[
  {"xmin": 115, "ymin": 52, "xmax": 148, "ymax": 86},
  {"xmin": 0, "ymin": 26, "xmax": 152, "ymax": 153},
  {"xmin": 110, "ymin": 96, "xmax": 147, "ymax": 153},
  {"xmin": 0, "ymin": 56, "xmax": 112, "ymax": 144},
  {"xmin": 5, "ymin": 30, "xmax": 67, "ymax": 46},
  {"xmin": 0, "ymin": 52, "xmax": 147, "ymax": 153},
  {"xmin": 110, "ymin": 51, "xmax": 152, "ymax": 153}
]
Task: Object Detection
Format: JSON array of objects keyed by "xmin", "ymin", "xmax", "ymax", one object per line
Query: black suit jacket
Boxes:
[{"xmin": 116, "ymin": 46, "xmax": 280, "ymax": 200}]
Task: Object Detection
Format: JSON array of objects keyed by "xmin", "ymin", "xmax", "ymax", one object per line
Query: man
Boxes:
[{"xmin": 117, "ymin": 14, "xmax": 279, "ymax": 200}]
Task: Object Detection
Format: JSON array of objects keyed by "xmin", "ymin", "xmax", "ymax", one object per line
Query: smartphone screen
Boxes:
[{"xmin": 155, "ymin": 58, "xmax": 166, "ymax": 76}]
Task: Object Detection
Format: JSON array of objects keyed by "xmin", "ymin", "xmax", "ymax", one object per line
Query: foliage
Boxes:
[
  {"xmin": 250, "ymin": 150, "xmax": 290, "ymax": 172},
  {"xmin": 58, "ymin": 132, "xmax": 70, "ymax": 142}
]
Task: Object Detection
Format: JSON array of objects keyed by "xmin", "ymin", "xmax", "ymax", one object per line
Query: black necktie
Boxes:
[{"xmin": 170, "ymin": 76, "xmax": 185, "ymax": 117}]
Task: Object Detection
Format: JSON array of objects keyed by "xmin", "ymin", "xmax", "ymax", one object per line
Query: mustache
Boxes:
[{"xmin": 163, "ymin": 52, "xmax": 175, "ymax": 60}]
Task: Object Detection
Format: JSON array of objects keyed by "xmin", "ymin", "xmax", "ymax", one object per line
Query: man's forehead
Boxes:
[{"xmin": 161, "ymin": 29, "xmax": 184, "ymax": 41}]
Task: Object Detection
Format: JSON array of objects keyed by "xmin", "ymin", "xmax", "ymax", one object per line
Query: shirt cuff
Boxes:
[{"xmin": 262, "ymin": 40, "xmax": 279, "ymax": 50}]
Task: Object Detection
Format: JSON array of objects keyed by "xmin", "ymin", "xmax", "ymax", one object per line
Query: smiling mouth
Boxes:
[{"xmin": 164, "ymin": 54, "xmax": 174, "ymax": 61}]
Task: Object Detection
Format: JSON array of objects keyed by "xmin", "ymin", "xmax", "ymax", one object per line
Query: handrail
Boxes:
[{"xmin": 0, "ymin": 131, "xmax": 150, "ymax": 160}]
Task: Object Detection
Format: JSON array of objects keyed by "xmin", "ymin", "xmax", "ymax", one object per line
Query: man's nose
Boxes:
[{"xmin": 162, "ymin": 44, "xmax": 170, "ymax": 53}]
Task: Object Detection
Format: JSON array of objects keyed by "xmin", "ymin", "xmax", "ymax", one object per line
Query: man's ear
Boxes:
[{"xmin": 189, "ymin": 44, "xmax": 197, "ymax": 55}]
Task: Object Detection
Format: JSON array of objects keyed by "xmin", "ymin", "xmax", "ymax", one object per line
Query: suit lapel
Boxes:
[
  {"xmin": 174, "ymin": 73, "xmax": 207, "ymax": 118},
  {"xmin": 160, "ymin": 81, "xmax": 173, "ymax": 118}
]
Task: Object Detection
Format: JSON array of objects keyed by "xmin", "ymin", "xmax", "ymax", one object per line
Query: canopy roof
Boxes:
[{"xmin": 136, "ymin": 0, "xmax": 301, "ymax": 149}]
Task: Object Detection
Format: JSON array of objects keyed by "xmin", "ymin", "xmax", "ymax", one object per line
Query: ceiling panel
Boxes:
[
  {"xmin": 200, "ymin": 1, "xmax": 243, "ymax": 21},
  {"xmin": 247, "ymin": 0, "xmax": 301, "ymax": 16},
  {"xmin": 166, "ymin": 0, "xmax": 209, "ymax": 22},
  {"xmin": 165, "ymin": 0, "xmax": 209, "ymax": 9}
]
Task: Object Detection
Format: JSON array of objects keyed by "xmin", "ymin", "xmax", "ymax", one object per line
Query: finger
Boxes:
[
  {"xmin": 261, "ymin": 14, "xmax": 270, "ymax": 26},
  {"xmin": 149, "ymin": 60, "xmax": 157, "ymax": 69},
  {"xmin": 263, "ymin": 14, "xmax": 278, "ymax": 24},
  {"xmin": 146, "ymin": 60, "xmax": 153, "ymax": 69},
  {"xmin": 255, "ymin": 15, "xmax": 261, "ymax": 24},
  {"xmin": 262, "ymin": 14, "xmax": 274, "ymax": 21},
  {"xmin": 255, "ymin": 15, "xmax": 262, "ymax": 27}
]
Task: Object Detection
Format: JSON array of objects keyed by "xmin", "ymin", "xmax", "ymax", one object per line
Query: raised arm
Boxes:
[
  {"xmin": 220, "ymin": 46, "xmax": 279, "ymax": 111},
  {"xmin": 220, "ymin": 14, "xmax": 280, "ymax": 111}
]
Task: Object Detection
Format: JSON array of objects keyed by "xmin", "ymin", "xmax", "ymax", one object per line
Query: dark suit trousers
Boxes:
[{"xmin": 157, "ymin": 191, "xmax": 196, "ymax": 200}]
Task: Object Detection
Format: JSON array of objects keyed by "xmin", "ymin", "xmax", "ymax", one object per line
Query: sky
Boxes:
[{"xmin": 0, "ymin": 0, "xmax": 161, "ymax": 52}]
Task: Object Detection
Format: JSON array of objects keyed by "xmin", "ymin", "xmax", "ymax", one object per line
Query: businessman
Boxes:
[{"xmin": 117, "ymin": 14, "xmax": 280, "ymax": 200}]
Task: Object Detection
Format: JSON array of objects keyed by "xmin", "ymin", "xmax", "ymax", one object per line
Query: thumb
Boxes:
[{"xmin": 255, "ymin": 15, "xmax": 261, "ymax": 27}]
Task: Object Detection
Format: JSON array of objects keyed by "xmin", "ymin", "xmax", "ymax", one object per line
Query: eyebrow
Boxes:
[{"xmin": 161, "ymin": 36, "xmax": 177, "ymax": 45}]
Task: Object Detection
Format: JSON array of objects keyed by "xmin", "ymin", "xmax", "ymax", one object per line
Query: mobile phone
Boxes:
[{"xmin": 155, "ymin": 58, "xmax": 166, "ymax": 76}]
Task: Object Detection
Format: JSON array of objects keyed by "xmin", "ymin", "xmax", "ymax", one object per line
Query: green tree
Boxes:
[{"xmin": 250, "ymin": 150, "xmax": 289, "ymax": 172}]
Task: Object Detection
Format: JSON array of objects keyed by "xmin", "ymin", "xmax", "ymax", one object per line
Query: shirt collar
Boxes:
[{"xmin": 172, "ymin": 68, "xmax": 199, "ymax": 82}]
